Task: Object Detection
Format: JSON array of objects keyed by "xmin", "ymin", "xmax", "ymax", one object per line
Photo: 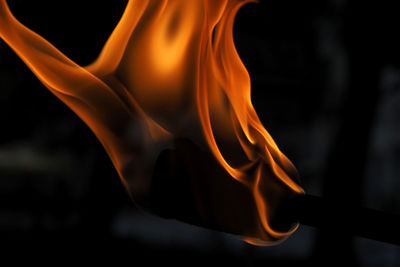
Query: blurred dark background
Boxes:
[{"xmin": 1, "ymin": 0, "xmax": 399, "ymax": 265}]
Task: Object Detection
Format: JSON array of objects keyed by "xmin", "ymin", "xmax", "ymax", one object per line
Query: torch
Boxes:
[{"xmin": 0, "ymin": 0, "xmax": 399, "ymax": 247}]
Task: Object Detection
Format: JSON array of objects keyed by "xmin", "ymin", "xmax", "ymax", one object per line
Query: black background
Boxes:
[{"xmin": 1, "ymin": 0, "xmax": 399, "ymax": 265}]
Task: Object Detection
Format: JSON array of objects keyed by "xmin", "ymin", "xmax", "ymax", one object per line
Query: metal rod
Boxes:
[{"xmin": 282, "ymin": 194, "xmax": 400, "ymax": 246}]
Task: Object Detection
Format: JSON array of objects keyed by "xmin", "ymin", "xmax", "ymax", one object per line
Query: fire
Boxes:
[{"xmin": 0, "ymin": 0, "xmax": 304, "ymax": 244}]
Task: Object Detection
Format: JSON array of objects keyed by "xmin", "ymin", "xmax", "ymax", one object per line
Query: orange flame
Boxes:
[{"xmin": 0, "ymin": 0, "xmax": 304, "ymax": 244}]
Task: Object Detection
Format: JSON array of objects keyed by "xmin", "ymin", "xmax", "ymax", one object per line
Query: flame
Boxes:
[{"xmin": 0, "ymin": 0, "xmax": 304, "ymax": 244}]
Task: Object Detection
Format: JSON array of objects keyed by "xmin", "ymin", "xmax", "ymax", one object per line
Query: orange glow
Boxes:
[{"xmin": 0, "ymin": 0, "xmax": 304, "ymax": 244}]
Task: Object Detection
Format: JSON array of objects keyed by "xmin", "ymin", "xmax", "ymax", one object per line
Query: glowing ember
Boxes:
[{"xmin": 0, "ymin": 0, "xmax": 304, "ymax": 244}]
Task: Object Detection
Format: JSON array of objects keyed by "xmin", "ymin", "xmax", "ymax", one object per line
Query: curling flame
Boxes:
[{"xmin": 0, "ymin": 0, "xmax": 304, "ymax": 244}]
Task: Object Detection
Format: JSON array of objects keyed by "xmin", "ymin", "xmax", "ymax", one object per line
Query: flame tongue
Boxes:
[{"xmin": 0, "ymin": 0, "xmax": 304, "ymax": 244}]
